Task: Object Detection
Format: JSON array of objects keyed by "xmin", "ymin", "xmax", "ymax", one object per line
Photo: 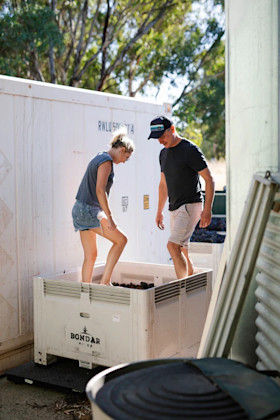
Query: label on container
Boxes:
[
  {"xmin": 112, "ymin": 314, "xmax": 120, "ymax": 322},
  {"xmin": 143, "ymin": 195, "xmax": 149, "ymax": 210},
  {"xmin": 122, "ymin": 196, "xmax": 128, "ymax": 212},
  {"xmin": 67, "ymin": 325, "xmax": 105, "ymax": 356}
]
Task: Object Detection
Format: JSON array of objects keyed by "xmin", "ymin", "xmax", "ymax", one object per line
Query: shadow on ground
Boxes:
[{"xmin": 0, "ymin": 375, "xmax": 92, "ymax": 420}]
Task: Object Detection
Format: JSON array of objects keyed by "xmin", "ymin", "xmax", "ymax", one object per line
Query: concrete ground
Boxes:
[{"xmin": 0, "ymin": 375, "xmax": 92, "ymax": 420}]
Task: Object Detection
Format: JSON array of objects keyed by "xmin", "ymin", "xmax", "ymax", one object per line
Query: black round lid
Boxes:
[{"xmin": 95, "ymin": 361, "xmax": 248, "ymax": 419}]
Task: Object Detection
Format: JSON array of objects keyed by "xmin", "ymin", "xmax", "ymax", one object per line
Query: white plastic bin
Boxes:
[
  {"xmin": 189, "ymin": 242, "xmax": 224, "ymax": 285},
  {"xmin": 33, "ymin": 261, "xmax": 212, "ymax": 368}
]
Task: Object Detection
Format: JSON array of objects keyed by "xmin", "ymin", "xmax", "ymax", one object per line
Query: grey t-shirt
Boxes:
[{"xmin": 76, "ymin": 151, "xmax": 114, "ymax": 207}]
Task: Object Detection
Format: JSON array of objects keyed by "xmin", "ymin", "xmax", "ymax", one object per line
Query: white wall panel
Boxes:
[
  {"xmin": 226, "ymin": 0, "xmax": 279, "ymax": 248},
  {"xmin": 31, "ymin": 99, "xmax": 54, "ymax": 274},
  {"xmin": 51, "ymin": 101, "xmax": 85, "ymax": 271},
  {"xmin": 14, "ymin": 95, "xmax": 37, "ymax": 335},
  {"xmin": 0, "ymin": 93, "xmax": 18, "ymax": 342}
]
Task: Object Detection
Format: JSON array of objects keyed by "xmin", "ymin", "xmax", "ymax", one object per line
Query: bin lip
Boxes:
[
  {"xmin": 85, "ymin": 358, "xmax": 192, "ymax": 403},
  {"xmin": 86, "ymin": 363, "xmax": 128, "ymax": 402}
]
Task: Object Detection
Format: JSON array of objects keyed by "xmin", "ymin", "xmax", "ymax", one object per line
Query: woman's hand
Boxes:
[{"xmin": 107, "ymin": 215, "xmax": 117, "ymax": 230}]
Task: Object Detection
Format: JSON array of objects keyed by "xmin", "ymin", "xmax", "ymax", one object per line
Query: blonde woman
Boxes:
[{"xmin": 72, "ymin": 126, "xmax": 135, "ymax": 285}]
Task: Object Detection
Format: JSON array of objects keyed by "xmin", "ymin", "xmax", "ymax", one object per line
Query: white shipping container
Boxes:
[
  {"xmin": 0, "ymin": 75, "xmax": 172, "ymax": 371},
  {"xmin": 33, "ymin": 262, "xmax": 212, "ymax": 368}
]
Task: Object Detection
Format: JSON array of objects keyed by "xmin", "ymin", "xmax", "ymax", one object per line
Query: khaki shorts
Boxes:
[{"xmin": 169, "ymin": 202, "xmax": 202, "ymax": 249}]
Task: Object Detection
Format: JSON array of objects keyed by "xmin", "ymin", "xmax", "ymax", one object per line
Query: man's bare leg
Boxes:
[
  {"xmin": 181, "ymin": 247, "xmax": 194, "ymax": 276},
  {"xmin": 167, "ymin": 241, "xmax": 188, "ymax": 279}
]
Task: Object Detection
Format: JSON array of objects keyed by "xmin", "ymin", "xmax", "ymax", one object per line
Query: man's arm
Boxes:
[
  {"xmin": 156, "ymin": 172, "xmax": 168, "ymax": 230},
  {"xmin": 198, "ymin": 167, "xmax": 215, "ymax": 228}
]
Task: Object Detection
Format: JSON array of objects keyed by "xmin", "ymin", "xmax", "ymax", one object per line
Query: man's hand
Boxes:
[
  {"xmin": 156, "ymin": 212, "xmax": 165, "ymax": 230},
  {"xmin": 198, "ymin": 167, "xmax": 215, "ymax": 229},
  {"xmin": 199, "ymin": 208, "xmax": 212, "ymax": 228}
]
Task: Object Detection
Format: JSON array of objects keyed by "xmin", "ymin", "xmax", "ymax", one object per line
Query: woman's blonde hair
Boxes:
[{"xmin": 109, "ymin": 125, "xmax": 135, "ymax": 153}]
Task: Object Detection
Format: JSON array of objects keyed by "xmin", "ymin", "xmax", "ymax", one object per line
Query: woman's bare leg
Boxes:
[
  {"xmin": 80, "ymin": 230, "xmax": 98, "ymax": 283},
  {"xmin": 94, "ymin": 218, "xmax": 127, "ymax": 285}
]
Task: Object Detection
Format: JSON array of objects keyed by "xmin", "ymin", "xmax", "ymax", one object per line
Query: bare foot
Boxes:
[{"xmin": 187, "ymin": 263, "xmax": 194, "ymax": 276}]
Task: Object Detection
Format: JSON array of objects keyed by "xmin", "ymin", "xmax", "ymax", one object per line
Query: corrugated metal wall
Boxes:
[
  {"xmin": 198, "ymin": 175, "xmax": 278, "ymax": 359},
  {"xmin": 255, "ymin": 207, "xmax": 280, "ymax": 370}
]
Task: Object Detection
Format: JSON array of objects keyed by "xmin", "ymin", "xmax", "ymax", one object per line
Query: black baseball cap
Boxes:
[{"xmin": 148, "ymin": 116, "xmax": 173, "ymax": 139}]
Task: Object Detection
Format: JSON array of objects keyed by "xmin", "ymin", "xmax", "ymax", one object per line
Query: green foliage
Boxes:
[
  {"xmin": 174, "ymin": 40, "xmax": 225, "ymax": 159},
  {"xmin": 0, "ymin": 0, "xmax": 225, "ymax": 158},
  {"xmin": 0, "ymin": 2, "xmax": 63, "ymax": 79},
  {"xmin": 180, "ymin": 122, "xmax": 204, "ymax": 149},
  {"xmin": 170, "ymin": 1, "xmax": 225, "ymax": 159}
]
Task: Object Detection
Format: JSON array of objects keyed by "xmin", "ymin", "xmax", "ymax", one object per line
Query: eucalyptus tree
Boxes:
[
  {"xmin": 0, "ymin": 0, "xmax": 225, "ymax": 158},
  {"xmin": 0, "ymin": 0, "xmax": 193, "ymax": 88}
]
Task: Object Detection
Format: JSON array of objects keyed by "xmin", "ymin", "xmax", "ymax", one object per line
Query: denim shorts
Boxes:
[
  {"xmin": 72, "ymin": 200, "xmax": 105, "ymax": 231},
  {"xmin": 169, "ymin": 202, "xmax": 202, "ymax": 248}
]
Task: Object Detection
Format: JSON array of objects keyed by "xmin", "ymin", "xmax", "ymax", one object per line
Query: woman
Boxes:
[{"xmin": 72, "ymin": 126, "xmax": 135, "ymax": 285}]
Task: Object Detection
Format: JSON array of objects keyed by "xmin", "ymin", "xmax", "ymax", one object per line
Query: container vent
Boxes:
[
  {"xmin": 185, "ymin": 272, "xmax": 207, "ymax": 294},
  {"xmin": 90, "ymin": 287, "xmax": 130, "ymax": 305},
  {"xmin": 255, "ymin": 211, "xmax": 280, "ymax": 371},
  {"xmin": 155, "ymin": 282, "xmax": 181, "ymax": 304},
  {"xmin": 44, "ymin": 279, "xmax": 82, "ymax": 298}
]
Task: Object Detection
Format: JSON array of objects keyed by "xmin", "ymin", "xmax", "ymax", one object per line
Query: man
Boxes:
[{"xmin": 148, "ymin": 115, "xmax": 215, "ymax": 279}]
